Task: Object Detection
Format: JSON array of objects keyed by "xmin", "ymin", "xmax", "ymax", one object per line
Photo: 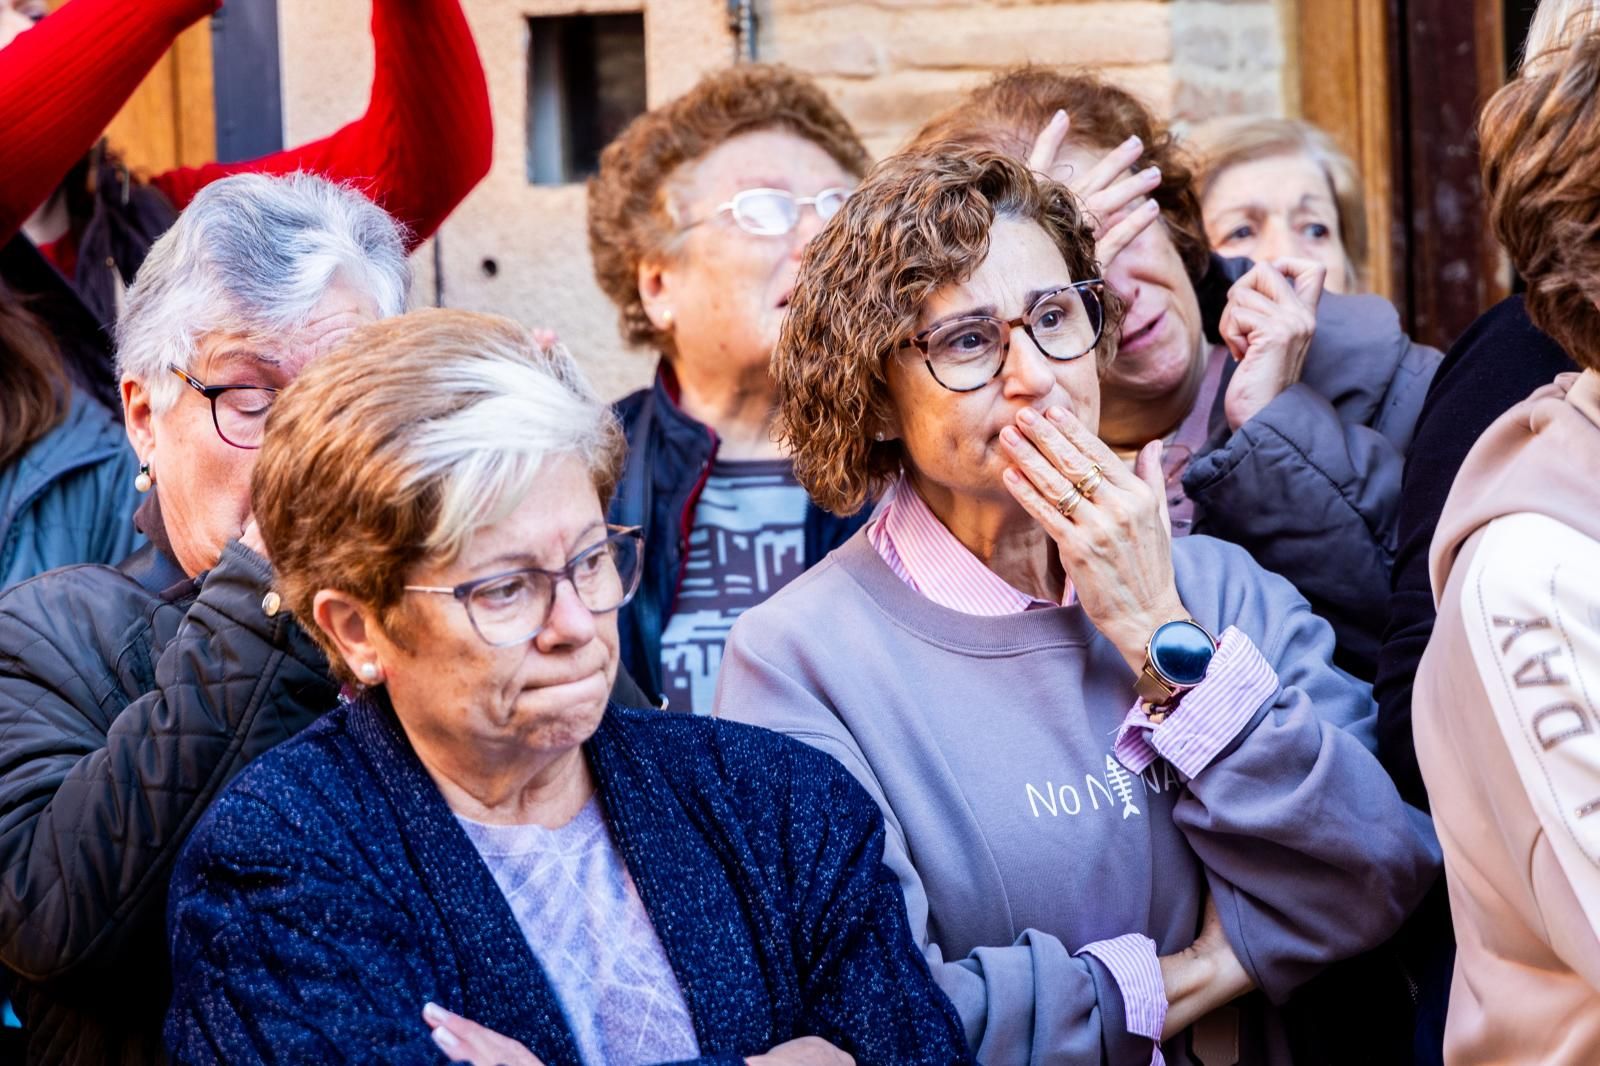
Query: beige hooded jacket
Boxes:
[{"xmin": 1415, "ymin": 369, "xmax": 1600, "ymax": 1065}]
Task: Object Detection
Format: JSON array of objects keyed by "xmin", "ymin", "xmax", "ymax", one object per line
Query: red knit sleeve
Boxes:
[
  {"xmin": 0, "ymin": 0, "xmax": 218, "ymax": 243},
  {"xmin": 149, "ymin": 0, "xmax": 492, "ymax": 252}
]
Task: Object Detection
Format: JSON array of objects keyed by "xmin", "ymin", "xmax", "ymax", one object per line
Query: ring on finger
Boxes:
[
  {"xmin": 1054, "ymin": 484, "xmax": 1084, "ymax": 517},
  {"xmin": 1075, "ymin": 464, "xmax": 1105, "ymax": 500}
]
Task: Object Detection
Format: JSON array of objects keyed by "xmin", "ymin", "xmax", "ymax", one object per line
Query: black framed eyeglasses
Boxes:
[
  {"xmin": 403, "ymin": 526, "xmax": 644, "ymax": 648},
  {"xmin": 169, "ymin": 366, "xmax": 279, "ymax": 450},
  {"xmin": 896, "ymin": 280, "xmax": 1106, "ymax": 393},
  {"xmin": 679, "ymin": 187, "xmax": 852, "ymax": 237}
]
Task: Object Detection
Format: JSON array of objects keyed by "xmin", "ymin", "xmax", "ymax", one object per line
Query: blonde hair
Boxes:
[
  {"xmin": 252, "ymin": 308, "xmax": 624, "ymax": 682},
  {"xmin": 1522, "ymin": 0, "xmax": 1600, "ymax": 72},
  {"xmin": 1189, "ymin": 116, "xmax": 1367, "ymax": 290}
]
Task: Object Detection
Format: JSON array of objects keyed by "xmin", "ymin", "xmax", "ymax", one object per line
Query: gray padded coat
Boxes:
[{"xmin": 1186, "ymin": 257, "xmax": 1442, "ymax": 677}]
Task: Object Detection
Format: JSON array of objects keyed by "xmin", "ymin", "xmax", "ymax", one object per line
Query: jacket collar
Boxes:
[{"xmin": 343, "ymin": 695, "xmax": 778, "ymax": 1059}]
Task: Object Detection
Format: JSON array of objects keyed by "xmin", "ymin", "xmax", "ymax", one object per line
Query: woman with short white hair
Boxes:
[
  {"xmin": 164, "ymin": 307, "xmax": 971, "ymax": 1066},
  {"xmin": 0, "ymin": 172, "xmax": 410, "ymax": 1065}
]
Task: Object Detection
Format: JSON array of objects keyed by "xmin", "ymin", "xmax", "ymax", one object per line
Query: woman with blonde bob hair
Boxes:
[
  {"xmin": 163, "ymin": 308, "xmax": 971, "ymax": 1066},
  {"xmin": 1189, "ymin": 117, "xmax": 1367, "ymax": 294},
  {"xmin": 715, "ymin": 147, "xmax": 1438, "ymax": 1066}
]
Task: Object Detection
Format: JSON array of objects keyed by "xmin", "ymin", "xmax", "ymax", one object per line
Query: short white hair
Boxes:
[{"xmin": 116, "ymin": 172, "xmax": 411, "ymax": 412}]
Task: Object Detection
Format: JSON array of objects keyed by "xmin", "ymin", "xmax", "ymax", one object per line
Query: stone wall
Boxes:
[{"xmin": 276, "ymin": 0, "xmax": 1288, "ymax": 400}]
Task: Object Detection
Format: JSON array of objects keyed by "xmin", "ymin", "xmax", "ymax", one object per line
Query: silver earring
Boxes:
[
  {"xmin": 359, "ymin": 662, "xmax": 380, "ymax": 683},
  {"xmin": 134, "ymin": 463, "xmax": 153, "ymax": 493},
  {"xmin": 874, "ymin": 431, "xmax": 885, "ymax": 442}
]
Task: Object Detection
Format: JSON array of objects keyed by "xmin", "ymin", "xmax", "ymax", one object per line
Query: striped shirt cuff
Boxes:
[
  {"xmin": 1113, "ymin": 627, "xmax": 1278, "ymax": 779},
  {"xmin": 1077, "ymin": 933, "xmax": 1167, "ymax": 1065}
]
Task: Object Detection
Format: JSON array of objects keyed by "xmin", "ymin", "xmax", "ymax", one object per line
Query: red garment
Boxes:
[
  {"xmin": 35, "ymin": 232, "xmax": 77, "ymax": 279},
  {"xmin": 0, "ymin": 0, "xmax": 492, "ymax": 251}
]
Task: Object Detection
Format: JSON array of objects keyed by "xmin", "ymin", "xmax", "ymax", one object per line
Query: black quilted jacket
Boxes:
[{"xmin": 0, "ymin": 538, "xmax": 337, "ymax": 1064}]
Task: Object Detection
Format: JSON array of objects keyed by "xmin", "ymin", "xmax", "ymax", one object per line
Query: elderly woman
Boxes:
[
  {"xmin": 1413, "ymin": 31, "xmax": 1600, "ymax": 1066},
  {"xmin": 163, "ymin": 308, "xmax": 971, "ymax": 1066},
  {"xmin": 1189, "ymin": 117, "xmax": 1366, "ymax": 294},
  {"xmin": 0, "ymin": 173, "xmax": 415, "ymax": 1064},
  {"xmin": 714, "ymin": 148, "xmax": 1439, "ymax": 1066},
  {"xmin": 587, "ymin": 64, "xmax": 871, "ymax": 713},
  {"xmin": 910, "ymin": 69, "xmax": 1442, "ymax": 678}
]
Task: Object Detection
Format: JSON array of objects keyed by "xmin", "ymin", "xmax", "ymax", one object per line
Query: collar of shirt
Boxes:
[{"xmin": 865, "ymin": 477, "xmax": 1073, "ymax": 616}]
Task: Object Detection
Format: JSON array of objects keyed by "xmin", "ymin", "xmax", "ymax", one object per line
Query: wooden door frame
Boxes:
[{"xmin": 1294, "ymin": 0, "xmax": 1509, "ymax": 350}]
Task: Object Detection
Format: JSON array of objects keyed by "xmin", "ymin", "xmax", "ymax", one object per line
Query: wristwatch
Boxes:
[{"xmin": 1134, "ymin": 619, "xmax": 1217, "ymax": 722}]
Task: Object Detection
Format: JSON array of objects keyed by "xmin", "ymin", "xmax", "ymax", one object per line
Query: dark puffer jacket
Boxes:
[
  {"xmin": 0, "ymin": 534, "xmax": 336, "ymax": 1065},
  {"xmin": 1187, "ymin": 256, "xmax": 1443, "ymax": 678},
  {"xmin": 0, "ymin": 511, "xmax": 657, "ymax": 1064}
]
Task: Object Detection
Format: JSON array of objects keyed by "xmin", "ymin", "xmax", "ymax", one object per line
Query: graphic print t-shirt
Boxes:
[{"xmin": 658, "ymin": 458, "xmax": 810, "ymax": 713}]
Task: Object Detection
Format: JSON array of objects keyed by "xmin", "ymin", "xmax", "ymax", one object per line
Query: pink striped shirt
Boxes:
[{"xmin": 866, "ymin": 475, "xmax": 1284, "ymax": 1066}]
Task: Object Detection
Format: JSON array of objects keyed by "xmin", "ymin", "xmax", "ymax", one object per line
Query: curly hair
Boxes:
[
  {"xmin": 776, "ymin": 148, "xmax": 1121, "ymax": 516},
  {"xmin": 586, "ymin": 64, "xmax": 870, "ymax": 359},
  {"xmin": 1479, "ymin": 31, "xmax": 1600, "ymax": 369},
  {"xmin": 907, "ymin": 65, "xmax": 1211, "ymax": 286},
  {"xmin": 252, "ymin": 309, "xmax": 624, "ymax": 684}
]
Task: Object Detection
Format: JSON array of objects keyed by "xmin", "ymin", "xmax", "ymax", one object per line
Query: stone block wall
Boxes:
[{"xmin": 277, "ymin": 0, "xmax": 1288, "ymax": 400}]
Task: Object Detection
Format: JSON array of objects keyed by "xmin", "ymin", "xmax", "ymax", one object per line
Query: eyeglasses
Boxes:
[
  {"xmin": 897, "ymin": 280, "xmax": 1106, "ymax": 393},
  {"xmin": 169, "ymin": 366, "xmax": 280, "ymax": 449},
  {"xmin": 680, "ymin": 187, "xmax": 852, "ymax": 237},
  {"xmin": 403, "ymin": 527, "xmax": 644, "ymax": 648}
]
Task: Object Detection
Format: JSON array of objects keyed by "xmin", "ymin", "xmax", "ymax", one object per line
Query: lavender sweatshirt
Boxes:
[{"xmin": 714, "ymin": 531, "xmax": 1440, "ymax": 1065}]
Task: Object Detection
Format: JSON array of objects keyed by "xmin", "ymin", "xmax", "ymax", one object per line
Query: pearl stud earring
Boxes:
[
  {"xmin": 359, "ymin": 662, "xmax": 380, "ymax": 683},
  {"xmin": 134, "ymin": 463, "xmax": 153, "ymax": 493}
]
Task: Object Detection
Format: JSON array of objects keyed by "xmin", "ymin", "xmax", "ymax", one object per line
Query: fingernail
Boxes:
[
  {"xmin": 423, "ymin": 1002, "xmax": 448, "ymax": 1025},
  {"xmin": 1142, "ymin": 200, "xmax": 1160, "ymax": 212},
  {"xmin": 1124, "ymin": 135, "xmax": 1141, "ymax": 149},
  {"xmin": 1016, "ymin": 407, "xmax": 1038, "ymax": 425},
  {"xmin": 1047, "ymin": 406, "xmax": 1069, "ymax": 423},
  {"xmin": 1003, "ymin": 468, "xmax": 1020, "ymax": 483},
  {"xmin": 1143, "ymin": 166, "xmax": 1160, "ymax": 179},
  {"xmin": 1000, "ymin": 426, "xmax": 1022, "ymax": 445},
  {"xmin": 431, "ymin": 1027, "xmax": 460, "ymax": 1051},
  {"xmin": 1053, "ymin": 109, "xmax": 1067, "ymax": 124}
]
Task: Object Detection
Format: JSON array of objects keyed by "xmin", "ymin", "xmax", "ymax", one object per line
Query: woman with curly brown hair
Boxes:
[
  {"xmin": 1411, "ymin": 28, "xmax": 1600, "ymax": 1065},
  {"xmin": 909, "ymin": 67, "xmax": 1442, "ymax": 681},
  {"xmin": 586, "ymin": 64, "xmax": 871, "ymax": 713},
  {"xmin": 714, "ymin": 146, "xmax": 1439, "ymax": 1066}
]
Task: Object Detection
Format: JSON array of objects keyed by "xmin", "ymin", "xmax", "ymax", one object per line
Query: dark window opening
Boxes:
[{"xmin": 527, "ymin": 13, "xmax": 647, "ymax": 185}]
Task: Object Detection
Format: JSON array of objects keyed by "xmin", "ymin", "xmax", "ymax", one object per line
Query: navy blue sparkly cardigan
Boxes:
[{"xmin": 164, "ymin": 696, "xmax": 972, "ymax": 1065}]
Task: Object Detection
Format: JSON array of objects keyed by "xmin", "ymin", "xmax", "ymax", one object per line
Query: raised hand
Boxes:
[
  {"xmin": 1000, "ymin": 404, "xmax": 1187, "ymax": 674},
  {"xmin": 1219, "ymin": 258, "xmax": 1327, "ymax": 430},
  {"xmin": 1028, "ymin": 109, "xmax": 1161, "ymax": 268}
]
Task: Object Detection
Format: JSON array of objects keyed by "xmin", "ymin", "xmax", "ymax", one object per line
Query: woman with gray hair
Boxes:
[
  {"xmin": 164, "ymin": 307, "xmax": 970, "ymax": 1066},
  {"xmin": 0, "ymin": 171, "xmax": 411, "ymax": 1065}
]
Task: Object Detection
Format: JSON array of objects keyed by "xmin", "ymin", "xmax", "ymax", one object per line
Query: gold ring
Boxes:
[
  {"xmin": 1075, "ymin": 464, "xmax": 1104, "ymax": 500},
  {"xmin": 1054, "ymin": 485, "xmax": 1084, "ymax": 517}
]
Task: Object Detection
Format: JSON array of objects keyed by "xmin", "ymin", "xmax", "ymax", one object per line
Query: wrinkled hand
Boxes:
[
  {"xmin": 1028, "ymin": 109, "xmax": 1161, "ymax": 268},
  {"xmin": 238, "ymin": 518, "xmax": 269, "ymax": 563},
  {"xmin": 1158, "ymin": 895, "xmax": 1255, "ymax": 1039},
  {"xmin": 746, "ymin": 1036, "xmax": 856, "ymax": 1066},
  {"xmin": 423, "ymin": 1002, "xmax": 545, "ymax": 1065},
  {"xmin": 1000, "ymin": 405, "xmax": 1186, "ymax": 673},
  {"xmin": 1220, "ymin": 258, "xmax": 1326, "ymax": 430}
]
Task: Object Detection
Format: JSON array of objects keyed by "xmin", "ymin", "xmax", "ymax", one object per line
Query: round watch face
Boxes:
[{"xmin": 1150, "ymin": 620, "xmax": 1215, "ymax": 686}]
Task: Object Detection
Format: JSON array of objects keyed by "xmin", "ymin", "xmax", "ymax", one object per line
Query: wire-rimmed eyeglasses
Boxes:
[
  {"xmin": 678, "ymin": 186, "xmax": 852, "ymax": 237},
  {"xmin": 169, "ymin": 366, "xmax": 279, "ymax": 450},
  {"xmin": 403, "ymin": 527, "xmax": 644, "ymax": 648},
  {"xmin": 896, "ymin": 280, "xmax": 1106, "ymax": 393}
]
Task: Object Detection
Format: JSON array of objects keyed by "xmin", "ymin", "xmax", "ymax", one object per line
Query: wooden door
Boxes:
[{"xmin": 46, "ymin": 0, "xmax": 215, "ymax": 174}]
